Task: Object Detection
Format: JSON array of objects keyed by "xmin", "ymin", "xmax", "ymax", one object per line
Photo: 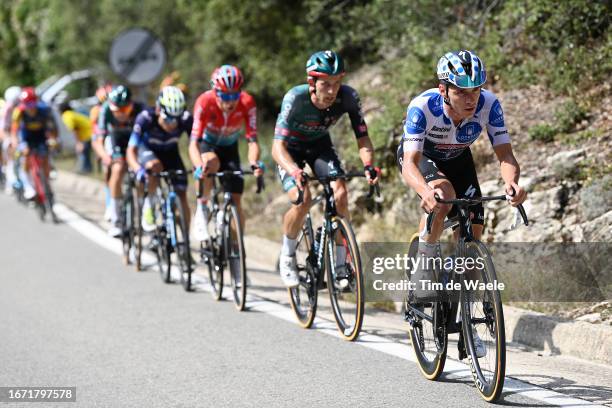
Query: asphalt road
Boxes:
[{"xmin": 0, "ymin": 194, "xmax": 575, "ymax": 407}]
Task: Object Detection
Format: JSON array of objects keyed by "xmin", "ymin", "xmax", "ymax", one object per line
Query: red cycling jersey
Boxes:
[{"xmin": 190, "ymin": 90, "xmax": 257, "ymax": 146}]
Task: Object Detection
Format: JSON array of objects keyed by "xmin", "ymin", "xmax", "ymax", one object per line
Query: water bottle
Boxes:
[{"xmin": 216, "ymin": 210, "xmax": 225, "ymax": 234}]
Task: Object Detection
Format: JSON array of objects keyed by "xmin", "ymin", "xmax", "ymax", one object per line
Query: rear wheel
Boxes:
[
  {"xmin": 288, "ymin": 219, "xmax": 317, "ymax": 328},
  {"xmin": 406, "ymin": 233, "xmax": 447, "ymax": 380},
  {"xmin": 460, "ymin": 241, "xmax": 505, "ymax": 402},
  {"xmin": 225, "ymin": 204, "xmax": 247, "ymax": 310},
  {"xmin": 155, "ymin": 199, "xmax": 172, "ymax": 283}
]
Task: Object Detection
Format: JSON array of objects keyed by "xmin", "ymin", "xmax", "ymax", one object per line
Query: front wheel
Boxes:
[
  {"xmin": 460, "ymin": 240, "xmax": 505, "ymax": 402},
  {"xmin": 225, "ymin": 204, "xmax": 247, "ymax": 311},
  {"xmin": 325, "ymin": 216, "xmax": 364, "ymax": 341},
  {"xmin": 288, "ymin": 219, "xmax": 317, "ymax": 328},
  {"xmin": 175, "ymin": 199, "xmax": 193, "ymax": 292}
]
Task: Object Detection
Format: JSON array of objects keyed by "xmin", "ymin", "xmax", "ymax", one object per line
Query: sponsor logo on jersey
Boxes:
[
  {"xmin": 489, "ymin": 99, "xmax": 505, "ymax": 127},
  {"xmin": 494, "ymin": 130, "xmax": 508, "ymax": 136},
  {"xmin": 427, "ymin": 94, "xmax": 443, "ymax": 117},
  {"xmin": 431, "ymin": 125, "xmax": 451, "ymax": 132},
  {"xmin": 403, "ymin": 137, "xmax": 423, "ymax": 142},
  {"xmin": 465, "ymin": 184, "xmax": 477, "ymax": 198},
  {"xmin": 427, "ymin": 133, "xmax": 445, "ymax": 139},
  {"xmin": 405, "ymin": 107, "xmax": 427, "ymax": 134},
  {"xmin": 456, "ymin": 122, "xmax": 482, "ymax": 143}
]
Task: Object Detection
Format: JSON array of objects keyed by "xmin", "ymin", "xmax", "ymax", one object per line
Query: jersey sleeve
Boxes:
[
  {"xmin": 189, "ymin": 94, "xmax": 206, "ymax": 142},
  {"xmin": 401, "ymin": 98, "xmax": 428, "ymax": 153},
  {"xmin": 95, "ymin": 103, "xmax": 110, "ymax": 139},
  {"xmin": 484, "ymin": 93, "xmax": 511, "ymax": 147},
  {"xmin": 342, "ymin": 86, "xmax": 368, "ymax": 139},
  {"xmin": 128, "ymin": 111, "xmax": 149, "ymax": 147},
  {"xmin": 181, "ymin": 111, "xmax": 193, "ymax": 137},
  {"xmin": 242, "ymin": 92, "xmax": 257, "ymax": 142},
  {"xmin": 274, "ymin": 89, "xmax": 298, "ymax": 142}
]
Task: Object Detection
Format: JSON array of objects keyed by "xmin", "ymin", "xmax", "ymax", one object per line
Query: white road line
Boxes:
[{"xmin": 53, "ymin": 202, "xmax": 607, "ymax": 408}]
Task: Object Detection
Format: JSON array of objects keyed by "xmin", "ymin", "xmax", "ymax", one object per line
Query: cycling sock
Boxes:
[
  {"xmin": 143, "ymin": 196, "xmax": 151, "ymax": 209},
  {"xmin": 282, "ymin": 235, "xmax": 297, "ymax": 256},
  {"xmin": 336, "ymin": 245, "xmax": 347, "ymax": 266},
  {"xmin": 109, "ymin": 198, "xmax": 119, "ymax": 223},
  {"xmin": 417, "ymin": 239, "xmax": 437, "ymax": 257}
]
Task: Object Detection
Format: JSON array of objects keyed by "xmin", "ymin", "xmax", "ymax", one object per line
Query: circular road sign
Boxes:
[{"xmin": 109, "ymin": 28, "xmax": 166, "ymax": 86}]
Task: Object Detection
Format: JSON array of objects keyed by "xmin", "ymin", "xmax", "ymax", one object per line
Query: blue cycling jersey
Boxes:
[
  {"xmin": 128, "ymin": 108, "xmax": 192, "ymax": 151},
  {"xmin": 402, "ymin": 88, "xmax": 510, "ymax": 161}
]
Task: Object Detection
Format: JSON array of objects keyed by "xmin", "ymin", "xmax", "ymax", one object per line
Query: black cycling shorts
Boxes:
[
  {"xmin": 138, "ymin": 147, "xmax": 187, "ymax": 192},
  {"xmin": 198, "ymin": 140, "xmax": 244, "ymax": 194},
  {"xmin": 277, "ymin": 135, "xmax": 344, "ymax": 192},
  {"xmin": 396, "ymin": 144, "xmax": 484, "ymax": 225}
]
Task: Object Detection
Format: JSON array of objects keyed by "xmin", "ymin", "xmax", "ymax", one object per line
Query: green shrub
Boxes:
[
  {"xmin": 554, "ymin": 100, "xmax": 588, "ymax": 133},
  {"xmin": 528, "ymin": 124, "xmax": 557, "ymax": 143}
]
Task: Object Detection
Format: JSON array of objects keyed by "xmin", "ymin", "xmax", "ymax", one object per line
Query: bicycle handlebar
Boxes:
[
  {"xmin": 425, "ymin": 191, "xmax": 529, "ymax": 234},
  {"xmin": 290, "ymin": 171, "xmax": 381, "ymax": 205},
  {"xmin": 205, "ymin": 169, "xmax": 265, "ymax": 194}
]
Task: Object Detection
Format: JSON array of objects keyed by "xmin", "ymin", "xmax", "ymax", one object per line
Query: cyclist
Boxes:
[
  {"xmin": 272, "ymin": 50, "xmax": 379, "ymax": 287},
  {"xmin": 92, "ymin": 85, "xmax": 145, "ymax": 237},
  {"xmin": 10, "ymin": 87, "xmax": 58, "ymax": 199},
  {"xmin": 189, "ymin": 65, "xmax": 263, "ymax": 241},
  {"xmin": 126, "ymin": 86, "xmax": 193, "ymax": 232},
  {"xmin": 397, "ymin": 50, "xmax": 527, "ymax": 356},
  {"xmin": 1, "ymin": 86, "xmax": 21, "ymax": 193},
  {"xmin": 90, "ymin": 84, "xmax": 113, "ymax": 220},
  {"xmin": 59, "ymin": 102, "xmax": 93, "ymax": 173}
]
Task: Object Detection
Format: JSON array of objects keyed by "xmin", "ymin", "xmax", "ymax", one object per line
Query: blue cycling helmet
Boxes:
[{"xmin": 437, "ymin": 50, "xmax": 486, "ymax": 88}]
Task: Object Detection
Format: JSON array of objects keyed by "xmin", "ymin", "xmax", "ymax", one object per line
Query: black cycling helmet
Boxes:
[{"xmin": 108, "ymin": 85, "xmax": 132, "ymax": 108}]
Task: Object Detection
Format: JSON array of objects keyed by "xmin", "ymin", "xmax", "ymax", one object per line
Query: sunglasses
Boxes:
[
  {"xmin": 160, "ymin": 110, "xmax": 179, "ymax": 124},
  {"xmin": 216, "ymin": 90, "xmax": 241, "ymax": 102},
  {"xmin": 110, "ymin": 103, "xmax": 133, "ymax": 114}
]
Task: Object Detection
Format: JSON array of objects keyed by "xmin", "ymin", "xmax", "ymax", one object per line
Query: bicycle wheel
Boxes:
[
  {"xmin": 204, "ymin": 208, "xmax": 223, "ymax": 300},
  {"xmin": 406, "ymin": 233, "xmax": 447, "ymax": 380},
  {"xmin": 288, "ymin": 218, "xmax": 317, "ymax": 328},
  {"xmin": 174, "ymin": 199, "xmax": 193, "ymax": 292},
  {"xmin": 132, "ymin": 185, "xmax": 143, "ymax": 271},
  {"xmin": 225, "ymin": 203, "xmax": 247, "ymax": 310},
  {"xmin": 460, "ymin": 240, "xmax": 505, "ymax": 402},
  {"xmin": 40, "ymin": 167, "xmax": 58, "ymax": 223},
  {"xmin": 121, "ymin": 187, "xmax": 135, "ymax": 266},
  {"xmin": 155, "ymin": 200, "xmax": 172, "ymax": 283},
  {"xmin": 324, "ymin": 216, "xmax": 364, "ymax": 341}
]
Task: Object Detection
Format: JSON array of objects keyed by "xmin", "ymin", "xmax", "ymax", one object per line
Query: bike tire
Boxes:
[
  {"xmin": 132, "ymin": 185, "xmax": 143, "ymax": 271},
  {"xmin": 288, "ymin": 218, "xmax": 317, "ymax": 329},
  {"xmin": 175, "ymin": 199, "xmax": 193, "ymax": 292},
  {"xmin": 40, "ymin": 168, "xmax": 58, "ymax": 224},
  {"xmin": 121, "ymin": 188, "xmax": 135, "ymax": 266},
  {"xmin": 460, "ymin": 240, "xmax": 505, "ymax": 402},
  {"xmin": 406, "ymin": 233, "xmax": 447, "ymax": 380},
  {"xmin": 324, "ymin": 216, "xmax": 364, "ymax": 341},
  {"xmin": 225, "ymin": 203, "xmax": 247, "ymax": 310},
  {"xmin": 205, "ymin": 208, "xmax": 223, "ymax": 300}
]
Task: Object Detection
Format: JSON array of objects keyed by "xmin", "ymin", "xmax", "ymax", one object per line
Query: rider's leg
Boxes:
[
  {"xmin": 200, "ymin": 152, "xmax": 220, "ymax": 200},
  {"xmin": 108, "ymin": 160, "xmax": 126, "ymax": 225}
]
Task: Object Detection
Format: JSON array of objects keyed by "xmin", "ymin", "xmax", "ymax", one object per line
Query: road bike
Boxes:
[
  {"xmin": 288, "ymin": 171, "xmax": 379, "ymax": 341},
  {"xmin": 404, "ymin": 193, "xmax": 527, "ymax": 402},
  {"xmin": 200, "ymin": 169, "xmax": 263, "ymax": 311}
]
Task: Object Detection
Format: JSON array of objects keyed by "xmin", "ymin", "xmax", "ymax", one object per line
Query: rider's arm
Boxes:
[
  {"xmin": 126, "ymin": 125, "xmax": 142, "ymax": 171},
  {"xmin": 243, "ymin": 92, "xmax": 260, "ymax": 167},
  {"xmin": 493, "ymin": 143, "xmax": 526, "ymax": 205},
  {"xmin": 271, "ymin": 139, "xmax": 299, "ymax": 174},
  {"xmin": 401, "ymin": 149, "xmax": 431, "ymax": 197},
  {"xmin": 188, "ymin": 138, "xmax": 203, "ymax": 168},
  {"xmin": 357, "ymin": 136, "xmax": 374, "ymax": 167},
  {"xmin": 189, "ymin": 96, "xmax": 206, "ymax": 169}
]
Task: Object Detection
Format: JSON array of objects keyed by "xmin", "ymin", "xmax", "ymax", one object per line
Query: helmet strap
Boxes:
[{"xmin": 443, "ymin": 83, "xmax": 452, "ymax": 108}]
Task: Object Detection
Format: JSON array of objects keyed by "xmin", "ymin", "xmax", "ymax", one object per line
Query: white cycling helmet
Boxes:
[
  {"xmin": 4, "ymin": 86, "xmax": 22, "ymax": 104},
  {"xmin": 437, "ymin": 50, "xmax": 486, "ymax": 88},
  {"xmin": 157, "ymin": 86, "xmax": 186, "ymax": 117}
]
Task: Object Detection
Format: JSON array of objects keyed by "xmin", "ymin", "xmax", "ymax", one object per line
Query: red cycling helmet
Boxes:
[
  {"xmin": 95, "ymin": 84, "xmax": 113, "ymax": 104},
  {"xmin": 20, "ymin": 87, "xmax": 37, "ymax": 105},
  {"xmin": 210, "ymin": 65, "xmax": 244, "ymax": 93}
]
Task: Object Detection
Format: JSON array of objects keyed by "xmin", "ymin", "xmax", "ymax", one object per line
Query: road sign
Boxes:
[{"xmin": 108, "ymin": 28, "xmax": 166, "ymax": 86}]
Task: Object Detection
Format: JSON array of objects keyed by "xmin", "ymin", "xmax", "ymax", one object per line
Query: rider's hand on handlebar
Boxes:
[
  {"xmin": 136, "ymin": 167, "xmax": 147, "ymax": 183},
  {"xmin": 364, "ymin": 164, "xmax": 380, "ymax": 185},
  {"xmin": 505, "ymin": 181, "xmax": 527, "ymax": 207},
  {"xmin": 250, "ymin": 161, "xmax": 265, "ymax": 178},
  {"xmin": 193, "ymin": 165, "xmax": 204, "ymax": 180},
  {"xmin": 421, "ymin": 188, "xmax": 444, "ymax": 214},
  {"xmin": 291, "ymin": 168, "xmax": 305, "ymax": 190}
]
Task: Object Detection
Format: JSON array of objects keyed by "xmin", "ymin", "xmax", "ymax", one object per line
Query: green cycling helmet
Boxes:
[
  {"xmin": 306, "ymin": 50, "xmax": 345, "ymax": 78},
  {"xmin": 108, "ymin": 85, "xmax": 132, "ymax": 108}
]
